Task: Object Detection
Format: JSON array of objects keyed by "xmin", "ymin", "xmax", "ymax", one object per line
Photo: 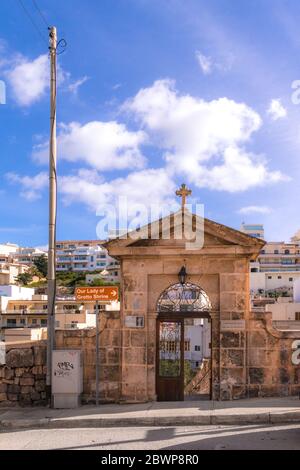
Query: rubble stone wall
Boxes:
[{"xmin": 0, "ymin": 341, "xmax": 47, "ymax": 407}]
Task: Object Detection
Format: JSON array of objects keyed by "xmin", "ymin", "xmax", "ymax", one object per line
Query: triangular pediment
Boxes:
[
  {"xmin": 129, "ymin": 229, "xmax": 232, "ymax": 247},
  {"xmin": 104, "ymin": 209, "xmax": 265, "ymax": 257}
]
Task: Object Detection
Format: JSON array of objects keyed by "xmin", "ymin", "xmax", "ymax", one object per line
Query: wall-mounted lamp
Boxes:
[{"xmin": 178, "ymin": 266, "xmax": 187, "ymax": 285}]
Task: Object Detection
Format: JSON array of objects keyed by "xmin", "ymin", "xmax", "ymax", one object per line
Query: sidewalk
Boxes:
[{"xmin": 0, "ymin": 397, "xmax": 300, "ymax": 429}]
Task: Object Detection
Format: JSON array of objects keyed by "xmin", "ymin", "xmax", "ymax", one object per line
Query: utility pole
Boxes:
[
  {"xmin": 95, "ymin": 300, "xmax": 99, "ymax": 406},
  {"xmin": 46, "ymin": 26, "xmax": 57, "ymax": 404}
]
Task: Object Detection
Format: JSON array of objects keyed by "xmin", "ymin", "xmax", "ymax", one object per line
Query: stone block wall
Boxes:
[
  {"xmin": 247, "ymin": 310, "xmax": 300, "ymax": 398},
  {"xmin": 0, "ymin": 341, "xmax": 47, "ymax": 407},
  {"xmin": 55, "ymin": 310, "xmax": 121, "ymax": 403}
]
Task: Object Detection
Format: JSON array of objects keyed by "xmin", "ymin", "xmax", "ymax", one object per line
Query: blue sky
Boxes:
[{"xmin": 0, "ymin": 0, "xmax": 299, "ymax": 246}]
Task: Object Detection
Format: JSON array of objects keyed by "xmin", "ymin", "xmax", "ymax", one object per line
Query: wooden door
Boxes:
[{"xmin": 156, "ymin": 318, "xmax": 184, "ymax": 401}]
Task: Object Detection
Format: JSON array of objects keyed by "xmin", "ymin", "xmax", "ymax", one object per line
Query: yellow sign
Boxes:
[{"xmin": 75, "ymin": 286, "xmax": 119, "ymax": 302}]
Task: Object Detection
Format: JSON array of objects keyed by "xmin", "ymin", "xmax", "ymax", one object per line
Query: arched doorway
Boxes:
[{"xmin": 156, "ymin": 282, "xmax": 212, "ymax": 401}]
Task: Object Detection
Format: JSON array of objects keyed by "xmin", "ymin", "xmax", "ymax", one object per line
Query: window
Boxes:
[
  {"xmin": 268, "ymin": 276, "xmax": 272, "ymax": 279},
  {"xmin": 63, "ymin": 305, "xmax": 79, "ymax": 310},
  {"xmin": 274, "ymin": 250, "xmax": 279, "ymax": 254},
  {"xmin": 18, "ymin": 305, "xmax": 27, "ymax": 311},
  {"xmin": 278, "ymin": 276, "xmax": 282, "ymax": 279},
  {"xmin": 295, "ymin": 312, "xmax": 300, "ymax": 321},
  {"xmin": 7, "ymin": 319, "xmax": 16, "ymax": 326},
  {"xmin": 289, "ymin": 278, "xmax": 293, "ymax": 282},
  {"xmin": 32, "ymin": 319, "xmax": 37, "ymax": 324},
  {"xmin": 195, "ymin": 345, "xmax": 201, "ymax": 351},
  {"xmin": 184, "ymin": 340, "xmax": 190, "ymax": 351},
  {"xmin": 94, "ymin": 304, "xmax": 106, "ymax": 311},
  {"xmin": 260, "ymin": 250, "xmax": 265, "ymax": 254},
  {"xmin": 20, "ymin": 319, "xmax": 26, "ymax": 325},
  {"xmin": 285, "ymin": 249, "xmax": 290, "ymax": 254},
  {"xmin": 157, "ymin": 282, "xmax": 211, "ymax": 313},
  {"xmin": 160, "ymin": 341, "xmax": 176, "ymax": 353},
  {"xmin": 41, "ymin": 319, "xmax": 47, "ymax": 326}
]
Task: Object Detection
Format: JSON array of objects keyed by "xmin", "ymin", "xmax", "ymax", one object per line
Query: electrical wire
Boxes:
[
  {"xmin": 32, "ymin": 0, "xmax": 49, "ymax": 28},
  {"xmin": 16, "ymin": 0, "xmax": 48, "ymax": 46}
]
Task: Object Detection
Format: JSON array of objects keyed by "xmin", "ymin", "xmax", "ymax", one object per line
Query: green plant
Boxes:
[
  {"xmin": 15, "ymin": 272, "xmax": 33, "ymax": 286},
  {"xmin": 33, "ymin": 254, "xmax": 48, "ymax": 277}
]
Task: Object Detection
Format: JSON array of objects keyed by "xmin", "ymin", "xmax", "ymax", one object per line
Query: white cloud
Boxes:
[
  {"xmin": 10, "ymin": 79, "xmax": 290, "ymax": 213},
  {"xmin": 2, "ymin": 46, "xmax": 78, "ymax": 106},
  {"xmin": 7, "ymin": 164, "xmax": 177, "ymax": 219},
  {"xmin": 195, "ymin": 51, "xmax": 212, "ymax": 74},
  {"xmin": 6, "ymin": 172, "xmax": 48, "ymax": 200},
  {"xmin": 188, "ymin": 146, "xmax": 287, "ymax": 192},
  {"xmin": 267, "ymin": 99, "xmax": 287, "ymax": 121},
  {"xmin": 68, "ymin": 76, "xmax": 89, "ymax": 94},
  {"xmin": 59, "ymin": 167, "xmax": 176, "ymax": 214},
  {"xmin": 238, "ymin": 205, "xmax": 272, "ymax": 215},
  {"xmin": 33, "ymin": 121, "xmax": 147, "ymax": 171},
  {"xmin": 124, "ymin": 79, "xmax": 288, "ymax": 191},
  {"xmin": 195, "ymin": 50, "xmax": 234, "ymax": 75},
  {"xmin": 5, "ymin": 54, "xmax": 49, "ymax": 106}
]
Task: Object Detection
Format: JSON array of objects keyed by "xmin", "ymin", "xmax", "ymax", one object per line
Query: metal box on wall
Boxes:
[{"xmin": 52, "ymin": 350, "xmax": 83, "ymax": 408}]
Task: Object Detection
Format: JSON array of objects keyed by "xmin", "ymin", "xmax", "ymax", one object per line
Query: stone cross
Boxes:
[{"xmin": 176, "ymin": 183, "xmax": 192, "ymax": 209}]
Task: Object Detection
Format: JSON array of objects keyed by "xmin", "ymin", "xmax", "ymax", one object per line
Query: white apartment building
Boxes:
[
  {"xmin": 184, "ymin": 319, "xmax": 211, "ymax": 369},
  {"xmin": 250, "ymin": 238, "xmax": 300, "ymax": 295},
  {"xmin": 0, "ymin": 244, "xmax": 45, "ymax": 285},
  {"xmin": 13, "ymin": 246, "xmax": 47, "ymax": 266},
  {"xmin": 240, "ymin": 224, "xmax": 300, "ymax": 295},
  {"xmin": 0, "ymin": 243, "xmax": 19, "ymax": 257},
  {"xmin": 240, "ymin": 223, "xmax": 265, "ymax": 239},
  {"xmin": 56, "ymin": 240, "xmax": 115, "ymax": 272},
  {"xmin": 0, "ymin": 262, "xmax": 28, "ymax": 285}
]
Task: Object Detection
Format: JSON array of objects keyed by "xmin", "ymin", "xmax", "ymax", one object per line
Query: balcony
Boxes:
[
  {"xmin": 259, "ymin": 253, "xmax": 297, "ymax": 258},
  {"xmin": 3, "ymin": 310, "xmax": 29, "ymax": 314},
  {"xmin": 55, "ymin": 309, "xmax": 82, "ymax": 314}
]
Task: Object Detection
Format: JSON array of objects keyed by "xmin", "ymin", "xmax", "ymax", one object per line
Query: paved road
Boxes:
[{"xmin": 1, "ymin": 424, "xmax": 300, "ymax": 450}]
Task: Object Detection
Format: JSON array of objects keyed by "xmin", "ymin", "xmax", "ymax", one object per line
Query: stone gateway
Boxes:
[{"xmin": 101, "ymin": 209, "xmax": 300, "ymax": 402}]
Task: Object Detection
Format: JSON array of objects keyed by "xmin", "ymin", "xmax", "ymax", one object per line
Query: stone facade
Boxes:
[
  {"xmin": 246, "ymin": 310, "xmax": 300, "ymax": 398},
  {"xmin": 55, "ymin": 310, "xmax": 121, "ymax": 403},
  {"xmin": 105, "ymin": 211, "xmax": 300, "ymax": 402},
  {"xmin": 0, "ymin": 341, "xmax": 47, "ymax": 407}
]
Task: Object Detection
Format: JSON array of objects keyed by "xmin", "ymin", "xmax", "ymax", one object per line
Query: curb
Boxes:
[{"xmin": 1, "ymin": 412, "xmax": 300, "ymax": 429}]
